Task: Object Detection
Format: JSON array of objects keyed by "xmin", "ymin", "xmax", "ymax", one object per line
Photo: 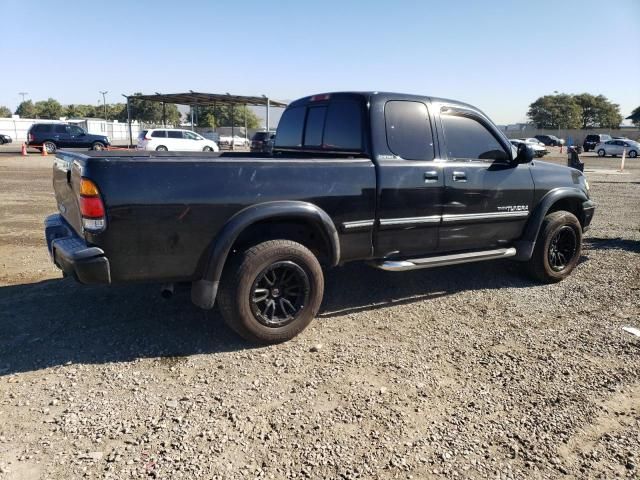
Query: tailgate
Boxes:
[{"xmin": 52, "ymin": 153, "xmax": 84, "ymax": 235}]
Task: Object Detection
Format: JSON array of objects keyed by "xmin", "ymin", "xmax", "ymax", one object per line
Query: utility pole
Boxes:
[
  {"xmin": 18, "ymin": 92, "xmax": 28, "ymax": 104},
  {"xmin": 99, "ymin": 91, "xmax": 108, "ymax": 122}
]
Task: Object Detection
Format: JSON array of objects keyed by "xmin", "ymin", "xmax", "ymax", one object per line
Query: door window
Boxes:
[
  {"xmin": 151, "ymin": 130, "xmax": 167, "ymax": 138},
  {"xmin": 54, "ymin": 125, "xmax": 67, "ymax": 134},
  {"xmin": 183, "ymin": 131, "xmax": 200, "ymax": 140},
  {"xmin": 167, "ymin": 131, "xmax": 183, "ymax": 139},
  {"xmin": 441, "ymin": 113, "xmax": 509, "ymax": 161},
  {"xmin": 384, "ymin": 101, "xmax": 434, "ymax": 160},
  {"xmin": 69, "ymin": 126, "xmax": 84, "ymax": 135}
]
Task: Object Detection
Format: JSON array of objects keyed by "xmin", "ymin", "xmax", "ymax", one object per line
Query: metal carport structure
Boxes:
[{"xmin": 121, "ymin": 92, "xmax": 287, "ymax": 147}]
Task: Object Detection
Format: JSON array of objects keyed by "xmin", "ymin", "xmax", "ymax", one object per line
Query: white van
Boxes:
[{"xmin": 137, "ymin": 129, "xmax": 219, "ymax": 152}]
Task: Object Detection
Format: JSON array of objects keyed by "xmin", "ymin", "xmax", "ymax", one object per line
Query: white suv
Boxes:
[{"xmin": 137, "ymin": 129, "xmax": 219, "ymax": 152}]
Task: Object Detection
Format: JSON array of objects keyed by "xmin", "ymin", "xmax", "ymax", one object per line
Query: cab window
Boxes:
[
  {"xmin": 384, "ymin": 101, "xmax": 434, "ymax": 160},
  {"xmin": 441, "ymin": 113, "xmax": 509, "ymax": 161}
]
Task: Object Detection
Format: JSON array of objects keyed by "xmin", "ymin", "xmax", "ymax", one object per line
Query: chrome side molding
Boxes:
[{"xmin": 372, "ymin": 247, "xmax": 517, "ymax": 271}]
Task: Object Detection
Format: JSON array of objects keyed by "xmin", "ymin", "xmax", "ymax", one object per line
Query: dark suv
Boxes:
[
  {"xmin": 250, "ymin": 131, "xmax": 275, "ymax": 153},
  {"xmin": 534, "ymin": 134, "xmax": 563, "ymax": 147},
  {"xmin": 583, "ymin": 134, "xmax": 612, "ymax": 152},
  {"xmin": 27, "ymin": 123, "xmax": 110, "ymax": 153}
]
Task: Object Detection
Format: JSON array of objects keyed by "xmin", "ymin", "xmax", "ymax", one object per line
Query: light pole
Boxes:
[
  {"xmin": 18, "ymin": 92, "xmax": 28, "ymax": 104},
  {"xmin": 99, "ymin": 91, "xmax": 108, "ymax": 122}
]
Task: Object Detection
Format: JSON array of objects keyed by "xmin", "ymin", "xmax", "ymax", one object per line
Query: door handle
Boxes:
[
  {"xmin": 452, "ymin": 171, "xmax": 467, "ymax": 182},
  {"xmin": 424, "ymin": 170, "xmax": 438, "ymax": 183}
]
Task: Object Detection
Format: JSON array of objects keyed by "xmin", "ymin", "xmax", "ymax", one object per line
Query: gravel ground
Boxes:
[{"xmin": 0, "ymin": 152, "xmax": 638, "ymax": 479}]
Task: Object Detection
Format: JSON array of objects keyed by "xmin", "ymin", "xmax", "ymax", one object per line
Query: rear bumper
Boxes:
[{"xmin": 45, "ymin": 214, "xmax": 111, "ymax": 284}]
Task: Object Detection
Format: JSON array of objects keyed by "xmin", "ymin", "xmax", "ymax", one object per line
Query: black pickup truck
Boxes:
[{"xmin": 45, "ymin": 92, "xmax": 595, "ymax": 343}]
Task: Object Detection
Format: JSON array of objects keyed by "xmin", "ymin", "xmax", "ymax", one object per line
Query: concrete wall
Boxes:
[{"xmin": 501, "ymin": 127, "xmax": 640, "ymax": 145}]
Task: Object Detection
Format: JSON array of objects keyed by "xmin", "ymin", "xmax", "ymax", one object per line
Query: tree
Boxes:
[
  {"xmin": 34, "ymin": 98, "xmax": 64, "ymax": 119},
  {"xmin": 117, "ymin": 93, "xmax": 180, "ymax": 125},
  {"xmin": 527, "ymin": 94, "xmax": 581, "ymax": 129},
  {"xmin": 0, "ymin": 106, "xmax": 12, "ymax": 118},
  {"xmin": 15, "ymin": 100, "xmax": 37, "ymax": 118},
  {"xmin": 196, "ymin": 104, "xmax": 261, "ymax": 129},
  {"xmin": 573, "ymin": 93, "xmax": 622, "ymax": 128},
  {"xmin": 626, "ymin": 106, "xmax": 640, "ymax": 127}
]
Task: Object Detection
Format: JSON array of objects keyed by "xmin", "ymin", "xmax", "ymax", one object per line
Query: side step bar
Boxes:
[{"xmin": 372, "ymin": 247, "xmax": 517, "ymax": 272}]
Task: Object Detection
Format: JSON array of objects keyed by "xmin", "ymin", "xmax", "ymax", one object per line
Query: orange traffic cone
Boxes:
[
  {"xmin": 21, "ymin": 143, "xmax": 27, "ymax": 156},
  {"xmin": 41, "ymin": 144, "xmax": 48, "ymax": 156}
]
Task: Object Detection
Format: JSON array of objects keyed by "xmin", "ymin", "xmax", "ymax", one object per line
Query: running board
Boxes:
[{"xmin": 372, "ymin": 247, "xmax": 517, "ymax": 272}]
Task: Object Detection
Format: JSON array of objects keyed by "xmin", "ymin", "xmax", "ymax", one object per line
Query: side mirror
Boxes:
[{"xmin": 514, "ymin": 144, "xmax": 534, "ymax": 164}]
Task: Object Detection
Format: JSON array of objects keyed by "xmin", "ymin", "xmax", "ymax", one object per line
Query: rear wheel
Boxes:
[
  {"xmin": 155, "ymin": 145, "xmax": 168, "ymax": 151},
  {"xmin": 597, "ymin": 149, "xmax": 605, "ymax": 157},
  {"xmin": 218, "ymin": 240, "xmax": 324, "ymax": 344},
  {"xmin": 92, "ymin": 141, "xmax": 105, "ymax": 151},
  {"xmin": 43, "ymin": 141, "xmax": 56, "ymax": 153},
  {"xmin": 526, "ymin": 210, "xmax": 582, "ymax": 283}
]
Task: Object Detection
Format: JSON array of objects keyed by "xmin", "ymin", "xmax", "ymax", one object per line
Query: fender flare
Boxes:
[
  {"xmin": 191, "ymin": 201, "xmax": 340, "ymax": 309},
  {"xmin": 514, "ymin": 187, "xmax": 588, "ymax": 261}
]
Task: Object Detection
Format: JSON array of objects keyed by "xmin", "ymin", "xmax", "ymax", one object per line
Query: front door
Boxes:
[
  {"xmin": 374, "ymin": 100, "xmax": 444, "ymax": 258},
  {"xmin": 438, "ymin": 110, "xmax": 534, "ymax": 252},
  {"xmin": 53, "ymin": 124, "xmax": 71, "ymax": 147},
  {"xmin": 67, "ymin": 125, "xmax": 88, "ymax": 148}
]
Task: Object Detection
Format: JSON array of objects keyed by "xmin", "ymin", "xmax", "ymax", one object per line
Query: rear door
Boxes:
[
  {"xmin": 167, "ymin": 130, "xmax": 186, "ymax": 150},
  {"xmin": 374, "ymin": 100, "xmax": 443, "ymax": 258},
  {"xmin": 437, "ymin": 108, "xmax": 534, "ymax": 252}
]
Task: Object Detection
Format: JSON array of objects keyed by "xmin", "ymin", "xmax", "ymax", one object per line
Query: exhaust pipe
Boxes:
[{"xmin": 160, "ymin": 283, "xmax": 174, "ymax": 299}]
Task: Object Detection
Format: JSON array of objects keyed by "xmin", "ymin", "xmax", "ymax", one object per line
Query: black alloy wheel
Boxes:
[
  {"xmin": 547, "ymin": 226, "xmax": 577, "ymax": 272},
  {"xmin": 249, "ymin": 261, "xmax": 310, "ymax": 327}
]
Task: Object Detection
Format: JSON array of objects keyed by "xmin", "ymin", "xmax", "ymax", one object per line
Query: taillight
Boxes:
[
  {"xmin": 79, "ymin": 178, "xmax": 106, "ymax": 232},
  {"xmin": 28, "ymin": 133, "xmax": 34, "ymax": 142},
  {"xmin": 145, "ymin": 134, "xmax": 152, "ymax": 140}
]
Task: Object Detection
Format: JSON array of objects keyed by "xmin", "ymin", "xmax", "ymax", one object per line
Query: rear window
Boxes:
[
  {"xmin": 252, "ymin": 132, "xmax": 271, "ymax": 141},
  {"xmin": 384, "ymin": 101, "xmax": 434, "ymax": 160},
  {"xmin": 323, "ymin": 100, "xmax": 362, "ymax": 150},
  {"xmin": 304, "ymin": 106, "xmax": 326, "ymax": 147},
  {"xmin": 275, "ymin": 107, "xmax": 305, "ymax": 148},
  {"xmin": 586, "ymin": 135, "xmax": 599, "ymax": 141},
  {"xmin": 32, "ymin": 124, "xmax": 52, "ymax": 133},
  {"xmin": 151, "ymin": 130, "xmax": 167, "ymax": 138},
  {"xmin": 138, "ymin": 130, "xmax": 148, "ymax": 139}
]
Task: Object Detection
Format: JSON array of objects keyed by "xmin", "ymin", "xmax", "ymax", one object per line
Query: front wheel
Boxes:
[
  {"xmin": 203, "ymin": 146, "xmax": 213, "ymax": 152},
  {"xmin": 43, "ymin": 141, "xmax": 57, "ymax": 153},
  {"xmin": 526, "ymin": 210, "xmax": 582, "ymax": 283},
  {"xmin": 92, "ymin": 142, "xmax": 105, "ymax": 151},
  {"xmin": 628, "ymin": 150, "xmax": 637, "ymax": 158},
  {"xmin": 218, "ymin": 240, "xmax": 324, "ymax": 344}
]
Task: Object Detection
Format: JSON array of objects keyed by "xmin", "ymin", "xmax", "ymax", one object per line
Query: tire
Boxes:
[
  {"xmin": 92, "ymin": 141, "xmax": 105, "ymax": 151},
  {"xmin": 203, "ymin": 146, "xmax": 213, "ymax": 152},
  {"xmin": 155, "ymin": 145, "xmax": 168, "ymax": 151},
  {"xmin": 218, "ymin": 240, "xmax": 324, "ymax": 344},
  {"xmin": 526, "ymin": 210, "xmax": 582, "ymax": 283},
  {"xmin": 629, "ymin": 150, "xmax": 637, "ymax": 158},
  {"xmin": 597, "ymin": 149, "xmax": 605, "ymax": 157},
  {"xmin": 43, "ymin": 141, "xmax": 57, "ymax": 153}
]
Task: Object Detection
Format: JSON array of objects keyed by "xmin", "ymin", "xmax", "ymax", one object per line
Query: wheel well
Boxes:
[
  {"xmin": 547, "ymin": 197, "xmax": 584, "ymax": 227},
  {"xmin": 231, "ymin": 219, "xmax": 331, "ymax": 265}
]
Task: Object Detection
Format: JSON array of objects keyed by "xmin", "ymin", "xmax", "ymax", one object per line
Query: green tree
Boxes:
[
  {"xmin": 34, "ymin": 98, "xmax": 64, "ymax": 119},
  {"xmin": 15, "ymin": 100, "xmax": 37, "ymax": 118},
  {"xmin": 628, "ymin": 106, "xmax": 640, "ymax": 127},
  {"xmin": 117, "ymin": 94, "xmax": 180, "ymax": 125},
  {"xmin": 573, "ymin": 93, "xmax": 622, "ymax": 128},
  {"xmin": 196, "ymin": 104, "xmax": 260, "ymax": 129},
  {"xmin": 0, "ymin": 106, "xmax": 12, "ymax": 118},
  {"xmin": 527, "ymin": 94, "xmax": 582, "ymax": 129}
]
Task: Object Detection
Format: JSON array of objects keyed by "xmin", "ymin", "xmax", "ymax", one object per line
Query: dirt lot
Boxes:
[{"xmin": 0, "ymin": 150, "xmax": 638, "ymax": 479}]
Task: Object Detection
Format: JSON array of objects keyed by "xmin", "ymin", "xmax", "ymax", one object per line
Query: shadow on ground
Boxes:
[
  {"xmin": 0, "ymin": 259, "xmax": 542, "ymax": 376},
  {"xmin": 585, "ymin": 237, "xmax": 640, "ymax": 253}
]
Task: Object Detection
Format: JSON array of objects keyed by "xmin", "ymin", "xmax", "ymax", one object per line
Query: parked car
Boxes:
[
  {"xmin": 595, "ymin": 139, "xmax": 639, "ymax": 158},
  {"xmin": 534, "ymin": 134, "xmax": 563, "ymax": 147},
  {"xmin": 250, "ymin": 131, "xmax": 276, "ymax": 153},
  {"xmin": 510, "ymin": 138, "xmax": 547, "ymax": 157},
  {"xmin": 583, "ymin": 134, "xmax": 612, "ymax": 152},
  {"xmin": 0, "ymin": 133, "xmax": 12, "ymax": 145},
  {"xmin": 218, "ymin": 135, "xmax": 250, "ymax": 148},
  {"xmin": 45, "ymin": 91, "xmax": 594, "ymax": 344},
  {"xmin": 27, "ymin": 123, "xmax": 110, "ymax": 153},
  {"xmin": 137, "ymin": 129, "xmax": 219, "ymax": 152},
  {"xmin": 520, "ymin": 137, "xmax": 545, "ymax": 146}
]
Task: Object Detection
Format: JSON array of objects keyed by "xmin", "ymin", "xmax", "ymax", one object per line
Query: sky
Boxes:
[{"xmin": 1, "ymin": 0, "xmax": 639, "ymax": 125}]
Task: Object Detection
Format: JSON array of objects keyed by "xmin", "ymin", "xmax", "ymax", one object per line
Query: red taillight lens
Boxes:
[
  {"xmin": 80, "ymin": 196, "xmax": 105, "ymax": 218},
  {"xmin": 28, "ymin": 133, "xmax": 34, "ymax": 142},
  {"xmin": 79, "ymin": 178, "xmax": 106, "ymax": 231}
]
